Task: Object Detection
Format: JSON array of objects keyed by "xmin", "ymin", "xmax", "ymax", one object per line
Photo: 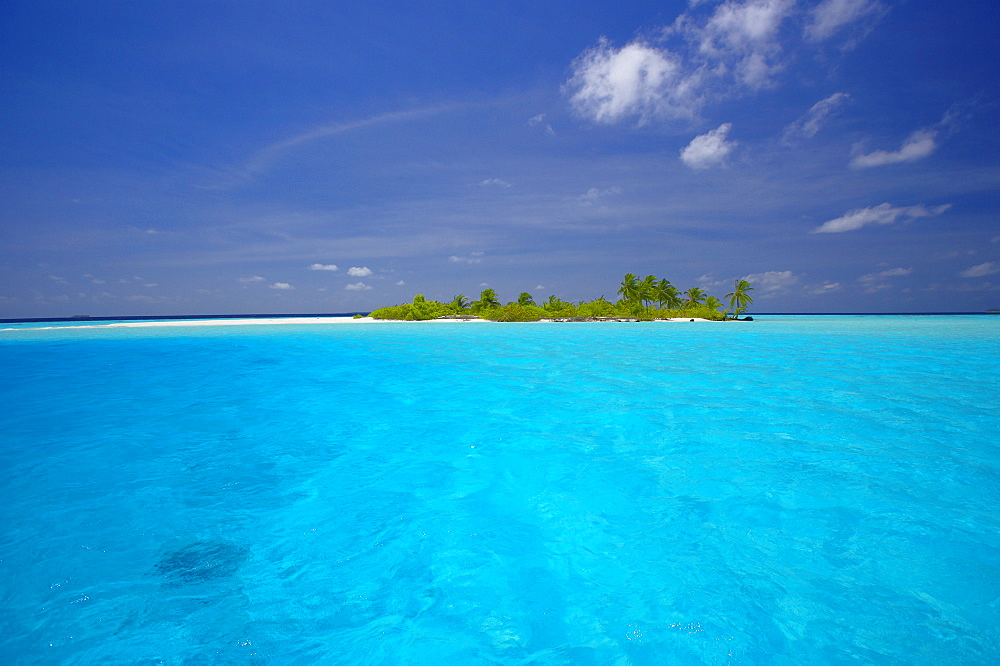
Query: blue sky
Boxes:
[{"xmin": 2, "ymin": 0, "xmax": 999, "ymax": 317}]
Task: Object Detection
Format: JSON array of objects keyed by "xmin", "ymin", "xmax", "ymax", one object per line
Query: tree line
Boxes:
[{"xmin": 367, "ymin": 274, "xmax": 753, "ymax": 322}]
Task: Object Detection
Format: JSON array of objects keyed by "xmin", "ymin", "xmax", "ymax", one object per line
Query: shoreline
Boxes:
[{"xmin": 2, "ymin": 316, "xmax": 717, "ymax": 331}]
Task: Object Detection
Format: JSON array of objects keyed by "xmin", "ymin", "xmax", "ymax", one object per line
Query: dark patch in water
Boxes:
[{"xmin": 154, "ymin": 541, "xmax": 248, "ymax": 585}]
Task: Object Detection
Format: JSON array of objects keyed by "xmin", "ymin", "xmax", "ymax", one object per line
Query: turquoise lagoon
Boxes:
[{"xmin": 0, "ymin": 315, "xmax": 997, "ymax": 663}]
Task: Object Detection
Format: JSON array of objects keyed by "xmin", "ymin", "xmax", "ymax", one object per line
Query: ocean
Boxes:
[{"xmin": 1, "ymin": 315, "xmax": 997, "ymax": 663}]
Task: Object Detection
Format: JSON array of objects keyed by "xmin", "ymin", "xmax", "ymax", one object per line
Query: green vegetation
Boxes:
[
  {"xmin": 367, "ymin": 274, "xmax": 752, "ymax": 321},
  {"xmin": 725, "ymin": 279, "xmax": 755, "ymax": 320}
]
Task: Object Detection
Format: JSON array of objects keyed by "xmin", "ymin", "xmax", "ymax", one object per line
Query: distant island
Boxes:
[{"xmin": 367, "ymin": 274, "xmax": 754, "ymax": 322}]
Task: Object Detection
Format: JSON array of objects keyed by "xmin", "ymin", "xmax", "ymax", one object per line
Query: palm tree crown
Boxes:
[
  {"xmin": 618, "ymin": 273, "xmax": 640, "ymax": 303},
  {"xmin": 477, "ymin": 288, "xmax": 500, "ymax": 309},
  {"xmin": 684, "ymin": 287, "xmax": 706, "ymax": 309}
]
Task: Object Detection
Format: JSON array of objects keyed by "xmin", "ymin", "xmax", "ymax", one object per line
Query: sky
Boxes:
[{"xmin": 2, "ymin": 0, "xmax": 999, "ymax": 317}]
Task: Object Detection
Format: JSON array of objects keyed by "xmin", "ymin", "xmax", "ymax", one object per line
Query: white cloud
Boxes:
[
  {"xmin": 49, "ymin": 275, "xmax": 67, "ymax": 284},
  {"xmin": 959, "ymin": 262, "xmax": 1000, "ymax": 278},
  {"xmin": 696, "ymin": 0, "xmax": 794, "ymax": 88},
  {"xmin": 270, "ymin": 282, "xmax": 293, "ymax": 290},
  {"xmin": 91, "ymin": 278, "xmax": 106, "ymax": 284},
  {"xmin": 565, "ymin": 1, "xmax": 887, "ymax": 127},
  {"xmin": 242, "ymin": 105, "xmax": 458, "ymax": 179},
  {"xmin": 347, "ymin": 266, "xmax": 373, "ymax": 277},
  {"xmin": 813, "ymin": 203, "xmax": 952, "ymax": 233},
  {"xmin": 345, "ymin": 282, "xmax": 372, "ymax": 291},
  {"xmin": 741, "ymin": 269, "xmax": 798, "ymax": 292},
  {"xmin": 858, "ymin": 267, "xmax": 912, "ymax": 292},
  {"xmin": 861, "ymin": 267, "xmax": 912, "ymax": 281},
  {"xmin": 809, "ymin": 282, "xmax": 842, "ymax": 295},
  {"xmin": 579, "ymin": 186, "xmax": 622, "ymax": 205},
  {"xmin": 239, "ymin": 275, "xmax": 265, "ymax": 283},
  {"xmin": 143, "ymin": 283, "xmax": 158, "ymax": 288},
  {"xmin": 308, "ymin": 263, "xmax": 338, "ymax": 271},
  {"xmin": 528, "ymin": 114, "xmax": 546, "ymax": 125},
  {"xmin": 479, "ymin": 178, "xmax": 512, "ymax": 188},
  {"xmin": 806, "ymin": 0, "xmax": 882, "ymax": 42},
  {"xmin": 450, "ymin": 252, "xmax": 485, "ymax": 264},
  {"xmin": 565, "ymin": 38, "xmax": 698, "ymax": 123},
  {"xmin": 781, "ymin": 92, "xmax": 850, "ymax": 145},
  {"xmin": 850, "ymin": 129, "xmax": 937, "ymax": 168},
  {"xmin": 680, "ymin": 123, "xmax": 737, "ymax": 169},
  {"xmin": 395, "ymin": 280, "xmax": 406, "ymax": 286}
]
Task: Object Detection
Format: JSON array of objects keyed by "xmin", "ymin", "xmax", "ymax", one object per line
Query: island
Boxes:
[{"xmin": 366, "ymin": 274, "xmax": 754, "ymax": 322}]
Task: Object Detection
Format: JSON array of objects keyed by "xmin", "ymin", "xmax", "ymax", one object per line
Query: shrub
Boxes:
[
  {"xmin": 485, "ymin": 303, "xmax": 546, "ymax": 322},
  {"xmin": 577, "ymin": 298, "xmax": 617, "ymax": 317}
]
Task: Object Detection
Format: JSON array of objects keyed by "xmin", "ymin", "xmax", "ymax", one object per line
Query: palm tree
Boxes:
[
  {"xmin": 654, "ymin": 279, "xmax": 681, "ymax": 310},
  {"xmin": 618, "ymin": 273, "xmax": 641, "ymax": 304},
  {"xmin": 683, "ymin": 287, "xmax": 706, "ymax": 309},
  {"xmin": 725, "ymin": 279, "xmax": 754, "ymax": 319},
  {"xmin": 517, "ymin": 292, "xmax": 535, "ymax": 306},
  {"xmin": 476, "ymin": 288, "xmax": 500, "ymax": 310},
  {"xmin": 450, "ymin": 294, "xmax": 469, "ymax": 309},
  {"xmin": 639, "ymin": 275, "xmax": 658, "ymax": 313},
  {"xmin": 704, "ymin": 296, "xmax": 724, "ymax": 312}
]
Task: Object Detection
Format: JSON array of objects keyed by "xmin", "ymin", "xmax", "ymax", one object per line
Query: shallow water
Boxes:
[{"xmin": 1, "ymin": 316, "xmax": 998, "ymax": 664}]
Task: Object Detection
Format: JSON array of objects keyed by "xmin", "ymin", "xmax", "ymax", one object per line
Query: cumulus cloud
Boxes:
[
  {"xmin": 49, "ymin": 275, "xmax": 68, "ymax": 284},
  {"xmin": 960, "ymin": 262, "xmax": 1000, "ymax": 278},
  {"xmin": 270, "ymin": 282, "xmax": 293, "ymax": 290},
  {"xmin": 741, "ymin": 270, "xmax": 798, "ymax": 292},
  {"xmin": 239, "ymin": 275, "xmax": 265, "ymax": 283},
  {"xmin": 680, "ymin": 123, "xmax": 737, "ymax": 169},
  {"xmin": 693, "ymin": 0, "xmax": 794, "ymax": 89},
  {"xmin": 347, "ymin": 266, "xmax": 373, "ymax": 277},
  {"xmin": 395, "ymin": 280, "xmax": 406, "ymax": 286},
  {"xmin": 781, "ymin": 92, "xmax": 850, "ymax": 145},
  {"xmin": 813, "ymin": 203, "xmax": 952, "ymax": 233},
  {"xmin": 850, "ymin": 129, "xmax": 937, "ymax": 168},
  {"xmin": 345, "ymin": 282, "xmax": 372, "ymax": 291},
  {"xmin": 565, "ymin": 1, "xmax": 883, "ymax": 126},
  {"xmin": 480, "ymin": 178, "xmax": 512, "ymax": 188},
  {"xmin": 858, "ymin": 267, "xmax": 912, "ymax": 292},
  {"xmin": 565, "ymin": 38, "xmax": 698, "ymax": 123},
  {"xmin": 805, "ymin": 0, "xmax": 883, "ymax": 42},
  {"xmin": 308, "ymin": 263, "xmax": 338, "ymax": 271}
]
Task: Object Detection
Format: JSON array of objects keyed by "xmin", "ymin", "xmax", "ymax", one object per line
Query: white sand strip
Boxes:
[
  {"xmin": 3, "ymin": 316, "xmax": 495, "ymax": 331},
  {"xmin": 3, "ymin": 315, "xmax": 721, "ymax": 332}
]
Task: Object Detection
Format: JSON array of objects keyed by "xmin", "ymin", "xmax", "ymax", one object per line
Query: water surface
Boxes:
[{"xmin": 1, "ymin": 316, "xmax": 997, "ymax": 663}]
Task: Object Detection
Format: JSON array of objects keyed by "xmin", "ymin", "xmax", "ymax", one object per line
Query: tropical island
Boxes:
[{"xmin": 367, "ymin": 274, "xmax": 754, "ymax": 322}]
